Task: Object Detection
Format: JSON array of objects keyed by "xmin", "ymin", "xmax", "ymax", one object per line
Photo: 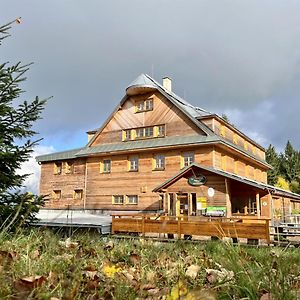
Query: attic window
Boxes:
[{"xmin": 135, "ymin": 98, "xmax": 153, "ymax": 113}]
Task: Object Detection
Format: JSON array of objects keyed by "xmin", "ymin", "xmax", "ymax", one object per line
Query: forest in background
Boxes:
[{"xmin": 266, "ymin": 141, "xmax": 300, "ymax": 194}]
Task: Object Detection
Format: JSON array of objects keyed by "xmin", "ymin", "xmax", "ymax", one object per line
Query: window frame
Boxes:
[
  {"xmin": 128, "ymin": 156, "xmax": 139, "ymax": 172},
  {"xmin": 64, "ymin": 161, "xmax": 74, "ymax": 174},
  {"xmin": 135, "ymin": 98, "xmax": 154, "ymax": 113},
  {"xmin": 113, "ymin": 195, "xmax": 124, "ymax": 205},
  {"xmin": 182, "ymin": 152, "xmax": 195, "ymax": 168},
  {"xmin": 102, "ymin": 159, "xmax": 111, "ymax": 173},
  {"xmin": 127, "ymin": 195, "xmax": 138, "ymax": 205},
  {"xmin": 153, "ymin": 154, "xmax": 165, "ymax": 171}
]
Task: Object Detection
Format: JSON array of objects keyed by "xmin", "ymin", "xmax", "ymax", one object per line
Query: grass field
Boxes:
[{"xmin": 0, "ymin": 228, "xmax": 299, "ymax": 299}]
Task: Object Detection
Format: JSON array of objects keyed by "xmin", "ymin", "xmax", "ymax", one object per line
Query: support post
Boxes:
[
  {"xmin": 225, "ymin": 178, "xmax": 232, "ymax": 217},
  {"xmin": 256, "ymin": 192, "xmax": 261, "ymax": 217}
]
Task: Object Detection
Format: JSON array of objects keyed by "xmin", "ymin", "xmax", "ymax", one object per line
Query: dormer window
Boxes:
[{"xmin": 135, "ymin": 98, "xmax": 153, "ymax": 113}]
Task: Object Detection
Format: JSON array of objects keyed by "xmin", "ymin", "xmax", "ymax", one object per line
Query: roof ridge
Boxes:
[{"xmin": 144, "ymin": 74, "xmax": 210, "ymax": 113}]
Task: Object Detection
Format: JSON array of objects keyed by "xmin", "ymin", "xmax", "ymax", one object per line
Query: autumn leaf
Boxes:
[
  {"xmin": 102, "ymin": 263, "xmax": 121, "ymax": 278},
  {"xmin": 129, "ymin": 253, "xmax": 140, "ymax": 265},
  {"xmin": 59, "ymin": 238, "xmax": 79, "ymax": 249},
  {"xmin": 30, "ymin": 249, "xmax": 41, "ymax": 259},
  {"xmin": 185, "ymin": 264, "xmax": 200, "ymax": 279},
  {"xmin": 103, "ymin": 241, "xmax": 114, "ymax": 250},
  {"xmin": 166, "ymin": 281, "xmax": 188, "ymax": 300},
  {"xmin": 14, "ymin": 275, "xmax": 46, "ymax": 296}
]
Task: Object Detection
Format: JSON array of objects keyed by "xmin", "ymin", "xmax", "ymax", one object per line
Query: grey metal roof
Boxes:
[
  {"xmin": 36, "ymin": 147, "xmax": 84, "ymax": 163},
  {"xmin": 144, "ymin": 74, "xmax": 211, "ymax": 119},
  {"xmin": 153, "ymin": 163, "xmax": 300, "ymax": 200},
  {"xmin": 76, "ymin": 135, "xmax": 218, "ymax": 157}
]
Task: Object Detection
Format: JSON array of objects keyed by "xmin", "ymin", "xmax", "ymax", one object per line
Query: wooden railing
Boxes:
[{"xmin": 111, "ymin": 214, "xmax": 271, "ymax": 245}]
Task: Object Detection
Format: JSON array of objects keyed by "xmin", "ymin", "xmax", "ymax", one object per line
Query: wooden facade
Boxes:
[{"xmin": 37, "ymin": 74, "xmax": 300, "ymax": 220}]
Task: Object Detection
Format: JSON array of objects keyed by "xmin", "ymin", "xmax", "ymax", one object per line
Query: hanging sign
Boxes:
[{"xmin": 188, "ymin": 175, "xmax": 206, "ymax": 186}]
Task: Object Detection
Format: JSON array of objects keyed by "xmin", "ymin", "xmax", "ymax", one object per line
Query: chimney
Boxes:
[{"xmin": 162, "ymin": 77, "xmax": 172, "ymax": 92}]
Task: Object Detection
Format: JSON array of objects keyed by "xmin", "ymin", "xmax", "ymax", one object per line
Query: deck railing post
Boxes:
[
  {"xmin": 266, "ymin": 219, "xmax": 271, "ymax": 245},
  {"xmin": 142, "ymin": 215, "xmax": 145, "ymax": 237},
  {"xmin": 177, "ymin": 217, "xmax": 181, "ymax": 240}
]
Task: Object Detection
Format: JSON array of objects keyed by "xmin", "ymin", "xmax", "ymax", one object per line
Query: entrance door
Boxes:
[{"xmin": 177, "ymin": 193, "xmax": 189, "ymax": 216}]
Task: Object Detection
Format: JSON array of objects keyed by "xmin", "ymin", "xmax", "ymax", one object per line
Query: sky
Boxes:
[{"xmin": 2, "ymin": 0, "xmax": 300, "ymax": 193}]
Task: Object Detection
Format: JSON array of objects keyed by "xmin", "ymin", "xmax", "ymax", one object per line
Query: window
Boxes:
[
  {"xmin": 136, "ymin": 128, "xmax": 144, "ymax": 138},
  {"xmin": 124, "ymin": 129, "xmax": 131, "ymax": 141},
  {"xmin": 157, "ymin": 125, "xmax": 165, "ymax": 137},
  {"xmin": 154, "ymin": 154, "xmax": 165, "ymax": 170},
  {"xmin": 73, "ymin": 189, "xmax": 83, "ymax": 200},
  {"xmin": 182, "ymin": 152, "xmax": 194, "ymax": 168},
  {"xmin": 145, "ymin": 99, "xmax": 153, "ymax": 110},
  {"xmin": 135, "ymin": 98, "xmax": 153, "ymax": 113},
  {"xmin": 123, "ymin": 125, "xmax": 165, "ymax": 142},
  {"xmin": 53, "ymin": 190, "xmax": 61, "ymax": 200},
  {"xmin": 136, "ymin": 101, "xmax": 145, "ymax": 112},
  {"xmin": 113, "ymin": 195, "xmax": 124, "ymax": 204},
  {"xmin": 103, "ymin": 159, "xmax": 111, "ymax": 173},
  {"xmin": 64, "ymin": 161, "xmax": 74, "ymax": 174},
  {"xmin": 54, "ymin": 162, "xmax": 62, "ymax": 175},
  {"xmin": 145, "ymin": 127, "xmax": 153, "ymax": 137},
  {"xmin": 129, "ymin": 156, "xmax": 138, "ymax": 171},
  {"xmin": 127, "ymin": 195, "xmax": 138, "ymax": 205}
]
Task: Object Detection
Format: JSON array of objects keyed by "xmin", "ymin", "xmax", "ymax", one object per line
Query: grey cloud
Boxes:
[{"xmin": 2, "ymin": 0, "xmax": 300, "ymax": 150}]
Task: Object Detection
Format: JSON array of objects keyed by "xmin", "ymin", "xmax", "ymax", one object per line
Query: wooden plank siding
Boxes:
[
  {"xmin": 91, "ymin": 92, "xmax": 205, "ymax": 146},
  {"xmin": 214, "ymin": 147, "xmax": 267, "ymax": 183},
  {"xmin": 42, "ymin": 146, "xmax": 214, "ymax": 210},
  {"xmin": 40, "ymin": 159, "xmax": 86, "ymax": 209},
  {"xmin": 201, "ymin": 117, "xmax": 265, "ymax": 161}
]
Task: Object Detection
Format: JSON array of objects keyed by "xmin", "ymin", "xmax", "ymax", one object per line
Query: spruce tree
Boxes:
[
  {"xmin": 0, "ymin": 20, "xmax": 47, "ymax": 229},
  {"xmin": 266, "ymin": 144, "xmax": 280, "ymax": 185},
  {"xmin": 280, "ymin": 141, "xmax": 300, "ymax": 183}
]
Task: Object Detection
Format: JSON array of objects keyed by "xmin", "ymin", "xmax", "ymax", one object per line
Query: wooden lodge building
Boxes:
[{"xmin": 36, "ymin": 74, "xmax": 300, "ymax": 220}]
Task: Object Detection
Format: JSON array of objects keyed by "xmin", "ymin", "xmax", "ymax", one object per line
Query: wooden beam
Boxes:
[
  {"xmin": 256, "ymin": 192, "xmax": 261, "ymax": 217},
  {"xmin": 225, "ymin": 178, "xmax": 232, "ymax": 217}
]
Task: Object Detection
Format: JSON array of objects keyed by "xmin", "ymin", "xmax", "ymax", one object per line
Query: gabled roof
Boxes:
[
  {"xmin": 36, "ymin": 74, "xmax": 270, "ymax": 168},
  {"xmin": 86, "ymin": 73, "xmax": 214, "ymax": 148},
  {"xmin": 153, "ymin": 163, "xmax": 300, "ymax": 201}
]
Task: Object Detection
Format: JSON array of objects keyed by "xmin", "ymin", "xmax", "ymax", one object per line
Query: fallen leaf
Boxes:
[
  {"xmin": 102, "ymin": 263, "xmax": 121, "ymax": 278},
  {"xmin": 129, "ymin": 253, "xmax": 140, "ymax": 265},
  {"xmin": 185, "ymin": 288, "xmax": 216, "ymax": 300},
  {"xmin": 166, "ymin": 281, "xmax": 188, "ymax": 300},
  {"xmin": 140, "ymin": 283, "xmax": 156, "ymax": 290},
  {"xmin": 206, "ymin": 268, "xmax": 234, "ymax": 284},
  {"xmin": 14, "ymin": 275, "xmax": 46, "ymax": 294},
  {"xmin": 148, "ymin": 288, "xmax": 160, "ymax": 296},
  {"xmin": 59, "ymin": 238, "xmax": 79, "ymax": 249},
  {"xmin": 185, "ymin": 264, "xmax": 200, "ymax": 279},
  {"xmin": 260, "ymin": 293, "xmax": 275, "ymax": 300},
  {"xmin": 103, "ymin": 241, "xmax": 114, "ymax": 250},
  {"xmin": 30, "ymin": 249, "xmax": 41, "ymax": 259},
  {"xmin": 146, "ymin": 270, "xmax": 156, "ymax": 283},
  {"xmin": 0, "ymin": 250, "xmax": 19, "ymax": 263}
]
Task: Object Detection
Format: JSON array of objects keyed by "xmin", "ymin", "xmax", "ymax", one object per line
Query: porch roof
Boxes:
[{"xmin": 153, "ymin": 163, "xmax": 300, "ymax": 201}]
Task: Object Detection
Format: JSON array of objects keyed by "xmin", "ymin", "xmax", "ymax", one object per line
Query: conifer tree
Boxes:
[
  {"xmin": 266, "ymin": 144, "xmax": 280, "ymax": 185},
  {"xmin": 0, "ymin": 20, "xmax": 47, "ymax": 229}
]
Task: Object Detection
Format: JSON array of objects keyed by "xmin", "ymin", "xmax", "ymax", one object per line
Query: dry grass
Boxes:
[{"xmin": 0, "ymin": 228, "xmax": 299, "ymax": 299}]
